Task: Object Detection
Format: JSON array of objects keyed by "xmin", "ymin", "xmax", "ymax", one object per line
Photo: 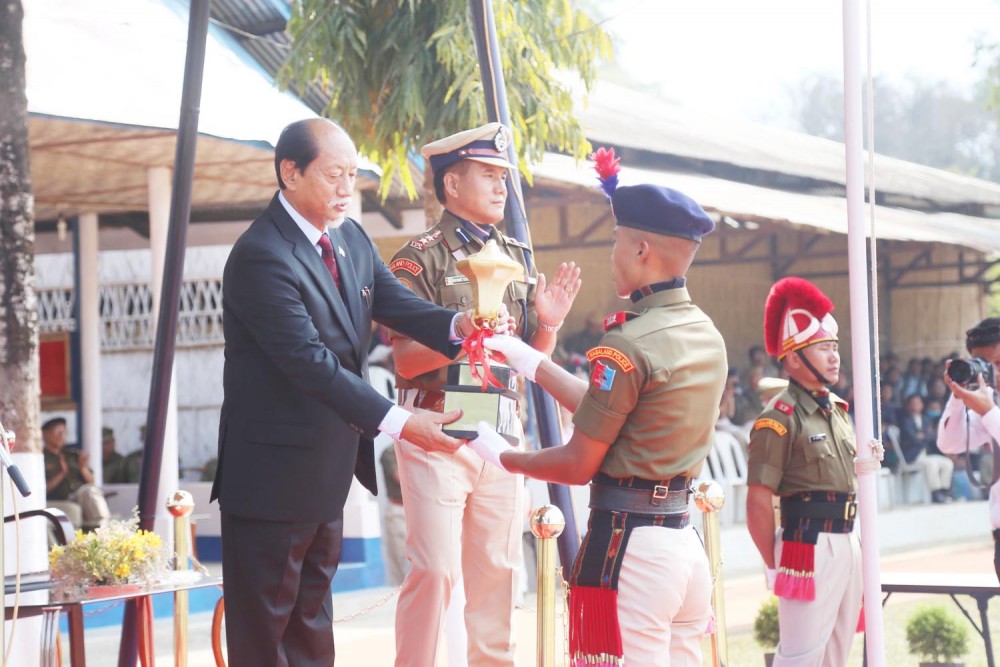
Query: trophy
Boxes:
[{"xmin": 442, "ymin": 240, "xmax": 523, "ymax": 444}]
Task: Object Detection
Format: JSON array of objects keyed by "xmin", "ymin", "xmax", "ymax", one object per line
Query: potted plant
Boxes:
[
  {"xmin": 48, "ymin": 509, "xmax": 168, "ymax": 599},
  {"xmin": 905, "ymin": 604, "xmax": 969, "ymax": 667},
  {"xmin": 753, "ymin": 596, "xmax": 780, "ymax": 667}
]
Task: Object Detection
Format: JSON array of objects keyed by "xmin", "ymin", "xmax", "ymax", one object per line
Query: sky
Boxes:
[{"xmin": 595, "ymin": 0, "xmax": 1000, "ymax": 126}]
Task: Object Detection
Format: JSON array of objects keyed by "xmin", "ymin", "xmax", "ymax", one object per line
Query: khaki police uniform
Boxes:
[
  {"xmin": 390, "ymin": 210, "xmax": 535, "ymax": 667},
  {"xmin": 572, "ymin": 286, "xmax": 727, "ymax": 667},
  {"xmin": 747, "ymin": 383, "xmax": 863, "ymax": 667},
  {"xmin": 43, "ymin": 448, "xmax": 111, "ymax": 529}
]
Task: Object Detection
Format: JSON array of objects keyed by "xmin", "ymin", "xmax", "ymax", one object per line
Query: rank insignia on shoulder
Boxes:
[
  {"xmin": 389, "ymin": 258, "xmax": 423, "ymax": 276},
  {"xmin": 809, "ymin": 434, "xmax": 828, "ymax": 442},
  {"xmin": 603, "ymin": 311, "xmax": 637, "ymax": 331},
  {"xmin": 586, "ymin": 346, "xmax": 636, "ymax": 373},
  {"xmin": 409, "ymin": 229, "xmax": 442, "ymax": 250},
  {"xmin": 591, "ymin": 360, "xmax": 616, "ymax": 391},
  {"xmin": 754, "ymin": 418, "xmax": 788, "ymax": 436},
  {"xmin": 774, "ymin": 400, "xmax": 794, "ymax": 415},
  {"xmin": 501, "ymin": 234, "xmax": 530, "ymax": 250}
]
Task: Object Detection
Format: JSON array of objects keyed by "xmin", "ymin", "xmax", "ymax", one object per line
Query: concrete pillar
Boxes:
[
  {"xmin": 78, "ymin": 213, "xmax": 103, "ymax": 484},
  {"xmin": 147, "ymin": 166, "xmax": 179, "ymax": 546}
]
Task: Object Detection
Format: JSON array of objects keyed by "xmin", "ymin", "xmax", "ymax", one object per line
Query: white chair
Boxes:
[
  {"xmin": 884, "ymin": 424, "xmax": 930, "ymax": 505},
  {"xmin": 713, "ymin": 430, "xmax": 749, "ymax": 523}
]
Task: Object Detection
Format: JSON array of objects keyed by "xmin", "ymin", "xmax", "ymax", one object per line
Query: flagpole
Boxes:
[
  {"xmin": 841, "ymin": 0, "xmax": 885, "ymax": 662},
  {"xmin": 468, "ymin": 0, "xmax": 580, "ymax": 566}
]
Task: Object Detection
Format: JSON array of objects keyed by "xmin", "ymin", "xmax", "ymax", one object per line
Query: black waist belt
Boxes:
[
  {"xmin": 780, "ymin": 492, "xmax": 857, "ymax": 523},
  {"xmin": 589, "ymin": 482, "xmax": 690, "ymax": 516}
]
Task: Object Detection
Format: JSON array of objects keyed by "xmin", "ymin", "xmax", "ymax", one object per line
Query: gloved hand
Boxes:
[
  {"xmin": 765, "ymin": 567, "xmax": 777, "ymax": 590},
  {"xmin": 469, "ymin": 422, "xmax": 515, "ymax": 471},
  {"xmin": 483, "ymin": 335, "xmax": 546, "ymax": 382}
]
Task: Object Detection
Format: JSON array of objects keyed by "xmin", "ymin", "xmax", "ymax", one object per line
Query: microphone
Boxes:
[{"xmin": 0, "ymin": 423, "xmax": 31, "ymax": 498}]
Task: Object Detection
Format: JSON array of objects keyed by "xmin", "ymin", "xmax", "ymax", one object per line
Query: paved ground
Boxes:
[{"xmin": 55, "ymin": 499, "xmax": 999, "ymax": 666}]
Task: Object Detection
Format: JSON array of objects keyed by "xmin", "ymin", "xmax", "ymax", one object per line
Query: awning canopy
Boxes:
[{"xmin": 24, "ymin": 0, "xmax": 376, "ymax": 223}]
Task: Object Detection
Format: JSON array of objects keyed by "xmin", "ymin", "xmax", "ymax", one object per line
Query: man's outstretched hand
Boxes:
[{"xmin": 400, "ymin": 408, "xmax": 466, "ymax": 454}]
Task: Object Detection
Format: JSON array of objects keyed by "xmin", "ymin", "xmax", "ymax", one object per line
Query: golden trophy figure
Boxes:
[{"xmin": 441, "ymin": 239, "xmax": 523, "ymax": 443}]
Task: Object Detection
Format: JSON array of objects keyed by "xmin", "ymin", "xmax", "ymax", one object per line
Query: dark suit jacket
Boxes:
[
  {"xmin": 211, "ymin": 194, "xmax": 458, "ymax": 523},
  {"xmin": 899, "ymin": 412, "xmax": 934, "ymax": 464}
]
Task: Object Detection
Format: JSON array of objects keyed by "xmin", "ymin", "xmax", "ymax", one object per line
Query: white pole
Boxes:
[
  {"xmin": 78, "ymin": 212, "xmax": 103, "ymax": 485},
  {"xmin": 147, "ymin": 166, "xmax": 179, "ymax": 550},
  {"xmin": 841, "ymin": 0, "xmax": 885, "ymax": 663}
]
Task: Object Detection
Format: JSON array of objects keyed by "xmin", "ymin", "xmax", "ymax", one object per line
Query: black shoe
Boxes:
[{"xmin": 931, "ymin": 490, "xmax": 944, "ymax": 504}]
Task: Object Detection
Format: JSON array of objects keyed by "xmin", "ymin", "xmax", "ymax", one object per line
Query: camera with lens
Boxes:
[{"xmin": 947, "ymin": 356, "xmax": 995, "ymax": 389}]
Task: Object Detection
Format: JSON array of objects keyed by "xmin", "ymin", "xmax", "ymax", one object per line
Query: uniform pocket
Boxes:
[{"xmin": 803, "ymin": 437, "xmax": 834, "ymax": 462}]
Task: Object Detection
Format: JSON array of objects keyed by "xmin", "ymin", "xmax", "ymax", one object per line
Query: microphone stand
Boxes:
[{"xmin": 0, "ymin": 422, "xmax": 32, "ymax": 661}]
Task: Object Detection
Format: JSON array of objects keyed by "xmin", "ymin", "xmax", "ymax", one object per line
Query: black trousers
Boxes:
[
  {"xmin": 994, "ymin": 533, "xmax": 1000, "ymax": 585},
  {"xmin": 221, "ymin": 512, "xmax": 344, "ymax": 667}
]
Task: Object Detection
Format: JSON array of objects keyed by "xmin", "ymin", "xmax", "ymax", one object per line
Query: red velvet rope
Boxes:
[{"xmin": 461, "ymin": 328, "xmax": 504, "ymax": 391}]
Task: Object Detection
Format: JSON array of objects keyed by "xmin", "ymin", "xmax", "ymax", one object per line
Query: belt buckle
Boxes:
[
  {"xmin": 652, "ymin": 485, "xmax": 669, "ymax": 500},
  {"xmin": 845, "ymin": 502, "xmax": 857, "ymax": 521}
]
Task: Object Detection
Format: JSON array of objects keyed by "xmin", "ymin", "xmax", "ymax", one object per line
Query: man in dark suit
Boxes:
[{"xmin": 212, "ymin": 118, "xmax": 477, "ymax": 667}]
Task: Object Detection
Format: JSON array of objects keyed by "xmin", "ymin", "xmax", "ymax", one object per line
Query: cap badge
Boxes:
[{"xmin": 493, "ymin": 127, "xmax": 509, "ymax": 153}]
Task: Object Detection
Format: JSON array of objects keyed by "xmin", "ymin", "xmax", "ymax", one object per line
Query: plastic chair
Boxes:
[{"xmin": 884, "ymin": 424, "xmax": 931, "ymax": 504}]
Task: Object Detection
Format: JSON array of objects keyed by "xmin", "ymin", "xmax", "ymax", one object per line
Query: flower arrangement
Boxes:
[{"xmin": 48, "ymin": 509, "xmax": 168, "ymax": 595}]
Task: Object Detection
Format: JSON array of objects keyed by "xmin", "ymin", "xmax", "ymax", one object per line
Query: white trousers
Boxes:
[
  {"xmin": 915, "ymin": 451, "xmax": 954, "ymax": 493},
  {"xmin": 616, "ymin": 524, "xmax": 712, "ymax": 667},
  {"xmin": 773, "ymin": 531, "xmax": 863, "ymax": 667},
  {"xmin": 393, "ymin": 435, "xmax": 523, "ymax": 667}
]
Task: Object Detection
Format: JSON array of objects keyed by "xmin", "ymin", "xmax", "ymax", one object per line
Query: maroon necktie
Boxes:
[{"xmin": 316, "ymin": 234, "xmax": 342, "ymax": 288}]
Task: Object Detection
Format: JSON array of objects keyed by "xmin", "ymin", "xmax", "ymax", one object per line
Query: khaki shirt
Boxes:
[
  {"xmin": 43, "ymin": 448, "xmax": 88, "ymax": 500},
  {"xmin": 389, "ymin": 211, "xmax": 537, "ymax": 392},
  {"xmin": 746, "ymin": 382, "xmax": 857, "ymax": 495},
  {"xmin": 572, "ymin": 288, "xmax": 728, "ymax": 480}
]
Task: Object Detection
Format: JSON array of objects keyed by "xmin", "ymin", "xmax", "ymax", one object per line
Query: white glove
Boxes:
[
  {"xmin": 469, "ymin": 422, "xmax": 515, "ymax": 471},
  {"xmin": 483, "ymin": 335, "xmax": 545, "ymax": 382},
  {"xmin": 765, "ymin": 567, "xmax": 777, "ymax": 590}
]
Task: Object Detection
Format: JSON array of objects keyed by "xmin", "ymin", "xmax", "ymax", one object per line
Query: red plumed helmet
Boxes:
[{"xmin": 764, "ymin": 277, "xmax": 838, "ymax": 359}]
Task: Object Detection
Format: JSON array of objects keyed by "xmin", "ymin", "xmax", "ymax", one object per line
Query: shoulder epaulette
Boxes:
[
  {"xmin": 409, "ymin": 229, "xmax": 443, "ymax": 251},
  {"xmin": 603, "ymin": 311, "xmax": 639, "ymax": 331},
  {"xmin": 501, "ymin": 234, "xmax": 531, "ymax": 250}
]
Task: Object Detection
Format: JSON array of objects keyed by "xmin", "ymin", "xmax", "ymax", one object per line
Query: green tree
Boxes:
[
  {"xmin": 281, "ymin": 0, "xmax": 611, "ymax": 217},
  {"xmin": 0, "ymin": 0, "xmax": 41, "ymax": 453}
]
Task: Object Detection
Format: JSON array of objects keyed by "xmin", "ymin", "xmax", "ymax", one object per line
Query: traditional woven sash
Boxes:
[
  {"xmin": 568, "ymin": 475, "xmax": 690, "ymax": 667},
  {"xmin": 775, "ymin": 491, "xmax": 856, "ymax": 601}
]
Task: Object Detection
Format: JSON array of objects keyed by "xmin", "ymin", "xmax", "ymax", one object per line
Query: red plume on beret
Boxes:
[
  {"xmin": 591, "ymin": 146, "xmax": 620, "ymax": 198},
  {"xmin": 764, "ymin": 277, "xmax": 837, "ymax": 358}
]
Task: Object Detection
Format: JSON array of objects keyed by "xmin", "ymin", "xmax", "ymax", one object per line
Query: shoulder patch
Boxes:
[
  {"xmin": 389, "ymin": 258, "xmax": 423, "ymax": 276},
  {"xmin": 397, "ymin": 277, "xmax": 413, "ymax": 291},
  {"xmin": 586, "ymin": 346, "xmax": 636, "ymax": 374},
  {"xmin": 409, "ymin": 229, "xmax": 443, "ymax": 251},
  {"xmin": 774, "ymin": 400, "xmax": 794, "ymax": 415},
  {"xmin": 754, "ymin": 418, "xmax": 788, "ymax": 436},
  {"xmin": 590, "ymin": 360, "xmax": 616, "ymax": 391}
]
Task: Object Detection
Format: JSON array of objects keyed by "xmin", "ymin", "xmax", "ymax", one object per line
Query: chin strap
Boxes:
[{"xmin": 795, "ymin": 349, "xmax": 831, "ymax": 387}]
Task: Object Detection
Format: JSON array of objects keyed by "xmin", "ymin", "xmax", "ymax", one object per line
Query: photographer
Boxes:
[{"xmin": 936, "ymin": 317, "xmax": 1000, "ymax": 581}]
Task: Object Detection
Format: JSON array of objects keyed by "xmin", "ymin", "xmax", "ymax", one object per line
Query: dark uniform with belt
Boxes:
[
  {"xmin": 746, "ymin": 278, "xmax": 862, "ymax": 667},
  {"xmin": 389, "ymin": 123, "xmax": 536, "ymax": 667}
]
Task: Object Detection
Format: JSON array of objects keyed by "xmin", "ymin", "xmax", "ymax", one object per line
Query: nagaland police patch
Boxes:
[
  {"xmin": 590, "ymin": 360, "xmax": 616, "ymax": 391},
  {"xmin": 753, "ymin": 418, "xmax": 788, "ymax": 436}
]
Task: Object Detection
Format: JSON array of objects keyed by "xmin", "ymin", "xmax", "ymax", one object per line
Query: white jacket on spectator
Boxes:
[{"xmin": 937, "ymin": 391, "xmax": 1000, "ymax": 528}]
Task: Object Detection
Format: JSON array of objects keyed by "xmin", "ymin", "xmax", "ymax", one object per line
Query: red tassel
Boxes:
[
  {"xmin": 461, "ymin": 328, "xmax": 504, "ymax": 391},
  {"xmin": 569, "ymin": 585, "xmax": 625, "ymax": 666},
  {"xmin": 774, "ymin": 541, "xmax": 816, "ymax": 601}
]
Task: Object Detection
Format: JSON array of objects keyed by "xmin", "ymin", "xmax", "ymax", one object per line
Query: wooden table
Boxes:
[
  {"xmin": 880, "ymin": 572, "xmax": 1000, "ymax": 667},
  {"xmin": 4, "ymin": 575, "xmax": 223, "ymax": 666}
]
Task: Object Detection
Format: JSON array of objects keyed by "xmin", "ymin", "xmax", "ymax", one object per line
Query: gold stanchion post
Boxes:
[
  {"xmin": 529, "ymin": 505, "xmax": 565, "ymax": 667},
  {"xmin": 166, "ymin": 490, "xmax": 195, "ymax": 667},
  {"xmin": 695, "ymin": 480, "xmax": 728, "ymax": 667}
]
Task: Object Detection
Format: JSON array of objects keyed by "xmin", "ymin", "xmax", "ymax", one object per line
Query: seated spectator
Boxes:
[
  {"xmin": 563, "ymin": 318, "xmax": 604, "ymax": 357},
  {"xmin": 43, "ymin": 417, "xmax": 111, "ymax": 530},
  {"xmin": 898, "ymin": 394, "xmax": 954, "ymax": 503},
  {"xmin": 900, "ymin": 358, "xmax": 927, "ymax": 400},
  {"xmin": 101, "ymin": 426, "xmax": 130, "ymax": 484},
  {"xmin": 880, "ymin": 381, "xmax": 901, "ymax": 426},
  {"xmin": 748, "ymin": 344, "xmax": 780, "ymax": 379}
]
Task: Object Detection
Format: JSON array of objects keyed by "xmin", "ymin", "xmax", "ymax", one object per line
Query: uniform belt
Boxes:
[
  {"xmin": 993, "ymin": 528, "xmax": 1000, "ymax": 543},
  {"xmin": 780, "ymin": 495, "xmax": 857, "ymax": 522},
  {"xmin": 588, "ymin": 483, "xmax": 689, "ymax": 516}
]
